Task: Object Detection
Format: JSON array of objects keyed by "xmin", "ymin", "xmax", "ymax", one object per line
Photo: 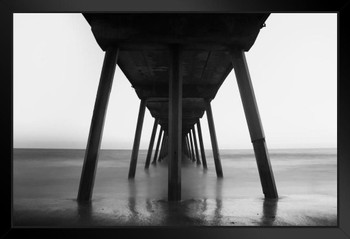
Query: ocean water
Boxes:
[{"xmin": 13, "ymin": 148, "xmax": 337, "ymax": 226}]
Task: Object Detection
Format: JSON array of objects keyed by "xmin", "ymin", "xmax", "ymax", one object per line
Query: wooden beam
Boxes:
[
  {"xmin": 128, "ymin": 99, "xmax": 146, "ymax": 179},
  {"xmin": 168, "ymin": 45, "xmax": 182, "ymax": 201},
  {"xmin": 134, "ymin": 84, "xmax": 219, "ymax": 99},
  {"xmin": 231, "ymin": 49, "xmax": 278, "ymax": 199},
  {"xmin": 77, "ymin": 48, "xmax": 119, "ymax": 202},
  {"xmin": 152, "ymin": 127, "xmax": 163, "ymax": 165},
  {"xmin": 192, "ymin": 126, "xmax": 201, "ymax": 165},
  {"xmin": 196, "ymin": 119, "xmax": 208, "ymax": 169},
  {"xmin": 145, "ymin": 119, "xmax": 159, "ymax": 169},
  {"xmin": 206, "ymin": 100, "xmax": 223, "ymax": 178}
]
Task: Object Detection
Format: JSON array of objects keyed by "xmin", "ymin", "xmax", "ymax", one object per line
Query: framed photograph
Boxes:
[{"xmin": 2, "ymin": 0, "xmax": 350, "ymax": 238}]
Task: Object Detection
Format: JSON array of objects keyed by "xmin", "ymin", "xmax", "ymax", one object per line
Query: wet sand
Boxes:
[{"xmin": 13, "ymin": 148, "xmax": 337, "ymax": 227}]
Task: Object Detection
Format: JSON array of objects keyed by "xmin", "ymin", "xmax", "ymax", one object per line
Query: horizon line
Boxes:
[{"xmin": 13, "ymin": 146, "xmax": 337, "ymax": 151}]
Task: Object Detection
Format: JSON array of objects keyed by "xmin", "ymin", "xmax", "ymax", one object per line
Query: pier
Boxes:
[{"xmin": 77, "ymin": 13, "xmax": 278, "ymax": 202}]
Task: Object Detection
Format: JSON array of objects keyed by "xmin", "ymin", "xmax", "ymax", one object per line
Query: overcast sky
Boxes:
[{"xmin": 13, "ymin": 13, "xmax": 337, "ymax": 149}]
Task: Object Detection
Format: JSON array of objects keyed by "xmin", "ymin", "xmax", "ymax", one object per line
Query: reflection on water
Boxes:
[
  {"xmin": 73, "ymin": 177, "xmax": 280, "ymax": 226},
  {"xmin": 77, "ymin": 201, "xmax": 93, "ymax": 225},
  {"xmin": 72, "ymin": 188, "xmax": 279, "ymax": 226},
  {"xmin": 260, "ymin": 198, "xmax": 278, "ymax": 226},
  {"xmin": 128, "ymin": 180, "xmax": 138, "ymax": 220},
  {"xmin": 13, "ymin": 148, "xmax": 337, "ymax": 226},
  {"xmin": 213, "ymin": 179, "xmax": 223, "ymax": 225}
]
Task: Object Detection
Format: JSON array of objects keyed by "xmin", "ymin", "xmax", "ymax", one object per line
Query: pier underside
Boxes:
[{"xmin": 78, "ymin": 13, "xmax": 278, "ymax": 202}]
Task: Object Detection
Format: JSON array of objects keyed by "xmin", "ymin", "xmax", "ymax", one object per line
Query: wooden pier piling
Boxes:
[
  {"xmin": 196, "ymin": 120, "xmax": 207, "ymax": 169},
  {"xmin": 189, "ymin": 129, "xmax": 196, "ymax": 162},
  {"xmin": 168, "ymin": 45, "xmax": 182, "ymax": 201},
  {"xmin": 145, "ymin": 119, "xmax": 159, "ymax": 169},
  {"xmin": 231, "ymin": 49, "xmax": 278, "ymax": 199},
  {"xmin": 205, "ymin": 100, "xmax": 223, "ymax": 178},
  {"xmin": 77, "ymin": 48, "xmax": 119, "ymax": 202},
  {"xmin": 159, "ymin": 133, "xmax": 167, "ymax": 161},
  {"xmin": 152, "ymin": 127, "xmax": 163, "ymax": 165},
  {"xmin": 128, "ymin": 99, "xmax": 146, "ymax": 179},
  {"xmin": 185, "ymin": 135, "xmax": 192, "ymax": 160},
  {"xmin": 192, "ymin": 127, "xmax": 201, "ymax": 165}
]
